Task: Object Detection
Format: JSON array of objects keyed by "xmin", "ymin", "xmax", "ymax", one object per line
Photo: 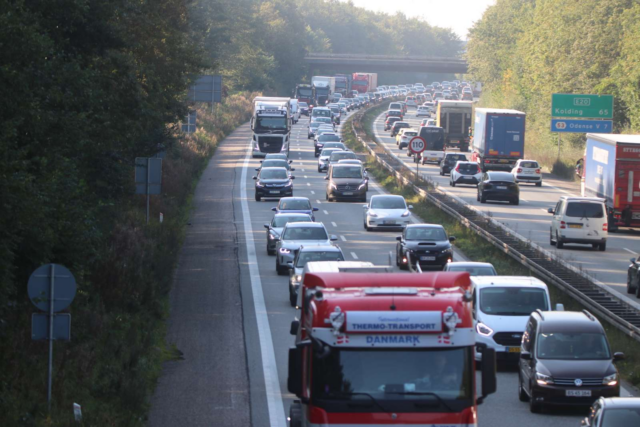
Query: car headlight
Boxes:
[
  {"xmin": 279, "ymin": 248, "xmax": 291, "ymax": 254},
  {"xmin": 603, "ymin": 373, "xmax": 618, "ymax": 386},
  {"xmin": 284, "ymin": 181, "xmax": 293, "ymax": 187},
  {"xmin": 368, "ymin": 210, "xmax": 378, "ymax": 217},
  {"xmin": 269, "ymin": 232, "xmax": 279, "ymax": 240},
  {"xmin": 255, "ymin": 181, "xmax": 264, "ymax": 188},
  {"xmin": 329, "ymin": 183, "xmax": 337, "ymax": 190},
  {"xmin": 476, "ymin": 322, "xmax": 493, "ymax": 336},
  {"xmin": 295, "ymin": 274, "xmax": 302, "ymax": 282},
  {"xmin": 357, "ymin": 182, "xmax": 366, "ymax": 190},
  {"xmin": 536, "ymin": 372, "xmax": 553, "ymax": 385},
  {"xmin": 401, "ymin": 211, "xmax": 411, "ymax": 217}
]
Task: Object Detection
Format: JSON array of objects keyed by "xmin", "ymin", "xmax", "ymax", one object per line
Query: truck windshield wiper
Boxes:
[
  {"xmin": 385, "ymin": 391, "xmax": 453, "ymax": 412},
  {"xmin": 325, "ymin": 392, "xmax": 389, "ymax": 413}
]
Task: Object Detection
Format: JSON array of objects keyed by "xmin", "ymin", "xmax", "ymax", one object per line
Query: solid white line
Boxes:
[
  {"xmin": 240, "ymin": 148, "xmax": 287, "ymax": 426},
  {"xmin": 340, "ymin": 235, "xmax": 347, "ymax": 242},
  {"xmin": 624, "ymin": 248, "xmax": 639, "ymax": 256},
  {"xmin": 323, "ymin": 209, "xmax": 329, "ymax": 215},
  {"xmin": 351, "ymin": 251, "xmax": 359, "ymax": 260},
  {"xmin": 331, "ymin": 221, "xmax": 337, "ymax": 227}
]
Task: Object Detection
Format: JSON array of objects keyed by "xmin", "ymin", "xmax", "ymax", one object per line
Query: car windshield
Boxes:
[
  {"xmin": 537, "ymin": 332, "xmax": 611, "ymax": 360},
  {"xmin": 262, "ymin": 160, "xmax": 288, "ymax": 169},
  {"xmin": 323, "ymin": 143, "xmax": 345, "ymax": 150},
  {"xmin": 273, "ymin": 215, "xmax": 311, "ymax": 227},
  {"xmin": 330, "ymin": 152, "xmax": 356, "ymax": 162},
  {"xmin": 371, "ymin": 197, "xmax": 406, "ymax": 210},
  {"xmin": 447, "ymin": 266, "xmax": 496, "ymax": 276},
  {"xmin": 520, "ymin": 161, "xmax": 539, "ymax": 168},
  {"xmin": 488, "ymin": 173, "xmax": 514, "ymax": 182},
  {"xmin": 447, "ymin": 155, "xmax": 468, "ymax": 162},
  {"xmin": 260, "ymin": 169, "xmax": 288, "ymax": 180},
  {"xmin": 387, "ymin": 118, "xmax": 400, "ymax": 123},
  {"xmin": 314, "ymin": 110, "xmax": 332, "ymax": 118},
  {"xmin": 319, "ymin": 134, "xmax": 340, "ymax": 142},
  {"xmin": 405, "ymin": 227, "xmax": 446, "ymax": 241},
  {"xmin": 282, "ymin": 227, "xmax": 328, "ymax": 240},
  {"xmin": 332, "ymin": 166, "xmax": 362, "ymax": 179},
  {"xmin": 310, "ymin": 122, "xmax": 321, "ymax": 129},
  {"xmin": 601, "ymin": 408, "xmax": 640, "ymax": 426},
  {"xmin": 265, "ymin": 154, "xmax": 287, "ymax": 161},
  {"xmin": 565, "ymin": 202, "xmax": 604, "ymax": 218},
  {"xmin": 296, "ymin": 251, "xmax": 345, "ymax": 267},
  {"xmin": 279, "ymin": 199, "xmax": 311, "ymax": 210},
  {"xmin": 315, "ymin": 117, "xmax": 332, "ymax": 124},
  {"xmin": 311, "ymin": 348, "xmax": 473, "ymax": 412},
  {"xmin": 404, "ymin": 132, "xmax": 418, "ymax": 137},
  {"xmin": 299, "ymin": 102, "xmax": 308, "ymax": 107},
  {"xmin": 479, "ymin": 287, "xmax": 548, "ymax": 316},
  {"xmin": 256, "ymin": 116, "xmax": 288, "ymax": 130}
]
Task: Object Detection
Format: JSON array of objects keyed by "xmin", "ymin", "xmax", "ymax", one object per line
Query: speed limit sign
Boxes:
[{"xmin": 409, "ymin": 136, "xmax": 426, "ymax": 154}]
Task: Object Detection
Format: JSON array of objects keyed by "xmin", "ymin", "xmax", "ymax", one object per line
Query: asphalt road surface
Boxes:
[
  {"xmin": 148, "ymin": 106, "xmax": 635, "ymax": 427},
  {"xmin": 372, "ymin": 108, "xmax": 640, "ymax": 309}
]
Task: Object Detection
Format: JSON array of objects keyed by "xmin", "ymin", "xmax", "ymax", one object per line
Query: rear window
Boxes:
[
  {"xmin": 405, "ymin": 132, "xmax": 418, "ymax": 137},
  {"xmin": 565, "ymin": 202, "xmax": 604, "ymax": 218},
  {"xmin": 488, "ymin": 172, "xmax": 515, "ymax": 182},
  {"xmin": 520, "ymin": 161, "xmax": 539, "ymax": 168},
  {"xmin": 318, "ymin": 134, "xmax": 340, "ymax": 142},
  {"xmin": 458, "ymin": 163, "xmax": 480, "ymax": 174},
  {"xmin": 279, "ymin": 199, "xmax": 311, "ymax": 210}
]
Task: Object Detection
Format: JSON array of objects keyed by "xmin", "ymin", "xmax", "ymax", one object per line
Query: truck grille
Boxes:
[
  {"xmin": 553, "ymin": 378, "xmax": 603, "ymax": 387},
  {"xmin": 492, "ymin": 332, "xmax": 523, "ymax": 347},
  {"xmin": 258, "ymin": 136, "xmax": 284, "ymax": 153}
]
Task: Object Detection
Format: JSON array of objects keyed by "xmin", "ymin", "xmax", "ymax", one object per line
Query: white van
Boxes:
[
  {"xmin": 290, "ymin": 99, "xmax": 300, "ymax": 125},
  {"xmin": 472, "ymin": 276, "xmax": 555, "ymax": 363},
  {"xmin": 548, "ymin": 196, "xmax": 608, "ymax": 251}
]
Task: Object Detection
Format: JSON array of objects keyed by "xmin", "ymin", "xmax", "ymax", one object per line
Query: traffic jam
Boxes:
[{"xmin": 246, "ymin": 75, "xmax": 640, "ymax": 427}]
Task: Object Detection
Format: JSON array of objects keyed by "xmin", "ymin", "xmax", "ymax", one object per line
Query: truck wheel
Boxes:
[
  {"xmin": 556, "ymin": 233, "xmax": 564, "ymax": 249},
  {"xmin": 289, "ymin": 401, "xmax": 303, "ymax": 427}
]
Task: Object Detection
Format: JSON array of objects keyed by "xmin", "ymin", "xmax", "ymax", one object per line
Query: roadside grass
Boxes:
[{"xmin": 343, "ymin": 102, "xmax": 640, "ymax": 389}]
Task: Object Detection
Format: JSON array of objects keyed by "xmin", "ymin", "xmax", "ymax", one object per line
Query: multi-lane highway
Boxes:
[{"xmin": 371, "ymin": 108, "xmax": 640, "ymax": 305}]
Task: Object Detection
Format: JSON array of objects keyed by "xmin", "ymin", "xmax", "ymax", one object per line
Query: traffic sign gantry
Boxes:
[
  {"xmin": 409, "ymin": 136, "xmax": 426, "ymax": 154},
  {"xmin": 551, "ymin": 94, "xmax": 613, "ymax": 119}
]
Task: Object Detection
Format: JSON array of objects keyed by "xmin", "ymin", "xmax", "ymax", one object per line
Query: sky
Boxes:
[{"xmin": 346, "ymin": 0, "xmax": 497, "ymax": 40}]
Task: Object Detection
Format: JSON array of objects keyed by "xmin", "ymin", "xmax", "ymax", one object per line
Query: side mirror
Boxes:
[
  {"xmin": 363, "ymin": 205, "xmax": 368, "ymax": 209},
  {"xmin": 547, "ymin": 208, "xmax": 554, "ymax": 214},
  {"xmin": 614, "ymin": 352, "xmax": 625, "ymax": 361},
  {"xmin": 480, "ymin": 347, "xmax": 497, "ymax": 403},
  {"xmin": 520, "ymin": 352, "xmax": 531, "ymax": 360},
  {"xmin": 396, "ymin": 236, "xmax": 402, "ymax": 241},
  {"xmin": 255, "ymin": 168, "xmax": 260, "ymax": 171},
  {"xmin": 286, "ymin": 261, "xmax": 294, "ymax": 269},
  {"xmin": 330, "ymin": 235, "xmax": 338, "ymax": 241},
  {"xmin": 290, "ymin": 319, "xmax": 300, "ymax": 336},
  {"xmin": 252, "ymin": 176, "xmax": 257, "ymax": 180},
  {"xmin": 290, "ymin": 176, "xmax": 295, "ymax": 180},
  {"xmin": 264, "ymin": 223, "xmax": 270, "ymax": 229},
  {"xmin": 580, "ymin": 418, "xmax": 589, "ymax": 427},
  {"xmin": 324, "ymin": 176, "xmax": 329, "ymax": 180},
  {"xmin": 408, "ymin": 205, "xmax": 414, "ymax": 210},
  {"xmin": 313, "ymin": 207, "xmax": 319, "ymax": 212},
  {"xmin": 631, "ymin": 258, "xmax": 636, "ymax": 264},
  {"xmin": 555, "ymin": 303, "xmax": 564, "ymax": 311},
  {"xmin": 289, "ymin": 160, "xmax": 293, "ymax": 164},
  {"xmin": 271, "ymin": 207, "xmax": 277, "ymax": 212},
  {"xmin": 449, "ymin": 236, "xmax": 456, "ymax": 243},
  {"xmin": 290, "ymin": 168, "xmax": 295, "ymax": 171}
]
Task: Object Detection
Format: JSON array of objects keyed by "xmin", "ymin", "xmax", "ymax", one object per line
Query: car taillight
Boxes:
[
  {"xmin": 455, "ymin": 165, "xmax": 460, "ymax": 172},
  {"xmin": 484, "ymin": 159, "xmax": 490, "ymax": 163},
  {"xmin": 535, "ymin": 169, "xmax": 541, "ymax": 174},
  {"xmin": 517, "ymin": 168, "xmax": 522, "ymax": 173},
  {"xmin": 560, "ymin": 221, "xmax": 566, "ymax": 229},
  {"xmin": 603, "ymin": 223, "xmax": 608, "ymax": 231}
]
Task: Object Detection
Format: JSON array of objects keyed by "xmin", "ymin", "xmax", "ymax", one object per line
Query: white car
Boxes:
[
  {"xmin": 397, "ymin": 128, "xmax": 418, "ymax": 149},
  {"xmin": 423, "ymin": 101, "xmax": 436, "ymax": 112},
  {"xmin": 363, "ymin": 195, "xmax": 413, "ymax": 231},
  {"xmin": 472, "ymin": 276, "xmax": 554, "ymax": 363},
  {"xmin": 405, "ymin": 96, "xmax": 417, "ymax": 107},
  {"xmin": 420, "ymin": 119, "xmax": 437, "ymax": 127},
  {"xmin": 511, "ymin": 159, "xmax": 542, "ymax": 186},
  {"xmin": 450, "ymin": 161, "xmax": 482, "ymax": 187},
  {"xmin": 548, "ymin": 196, "xmax": 608, "ymax": 251},
  {"xmin": 415, "ymin": 106, "xmax": 431, "ymax": 117}
]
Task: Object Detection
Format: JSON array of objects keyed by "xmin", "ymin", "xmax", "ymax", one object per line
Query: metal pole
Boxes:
[
  {"xmin": 47, "ymin": 264, "xmax": 55, "ymax": 412},
  {"xmin": 557, "ymin": 133, "xmax": 561, "ymax": 159},
  {"xmin": 146, "ymin": 158, "xmax": 150, "ymax": 224}
]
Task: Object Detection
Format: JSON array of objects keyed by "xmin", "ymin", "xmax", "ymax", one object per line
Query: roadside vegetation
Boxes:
[
  {"xmin": 342, "ymin": 104, "xmax": 640, "ymax": 388},
  {"xmin": 466, "ymin": 0, "xmax": 640, "ymax": 178}
]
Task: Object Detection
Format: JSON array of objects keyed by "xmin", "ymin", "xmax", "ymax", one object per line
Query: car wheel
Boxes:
[
  {"xmin": 529, "ymin": 387, "xmax": 542, "ymax": 413},
  {"xmin": 267, "ymin": 247, "xmax": 275, "ymax": 256},
  {"xmin": 480, "ymin": 193, "xmax": 486, "ymax": 204},
  {"xmin": 518, "ymin": 375, "xmax": 529, "ymax": 402},
  {"xmin": 599, "ymin": 242, "xmax": 607, "ymax": 251},
  {"xmin": 549, "ymin": 228, "xmax": 556, "ymax": 246},
  {"xmin": 440, "ymin": 170, "xmax": 444, "ymax": 176},
  {"xmin": 317, "ymin": 167, "xmax": 322, "ymax": 172},
  {"xmin": 276, "ymin": 259, "xmax": 287, "ymax": 276},
  {"xmin": 450, "ymin": 180, "xmax": 455, "ymax": 187},
  {"xmin": 536, "ymin": 182, "xmax": 542, "ymax": 187},
  {"xmin": 511, "ymin": 199, "xmax": 519, "ymax": 206},
  {"xmin": 255, "ymin": 194, "xmax": 261, "ymax": 202},
  {"xmin": 556, "ymin": 232, "xmax": 564, "ymax": 249},
  {"xmin": 627, "ymin": 274, "xmax": 634, "ymax": 294},
  {"xmin": 364, "ymin": 221, "xmax": 371, "ymax": 231},
  {"xmin": 289, "ymin": 287, "xmax": 297, "ymax": 307},
  {"xmin": 289, "ymin": 401, "xmax": 302, "ymax": 427},
  {"xmin": 636, "ymin": 279, "xmax": 640, "ymax": 299}
]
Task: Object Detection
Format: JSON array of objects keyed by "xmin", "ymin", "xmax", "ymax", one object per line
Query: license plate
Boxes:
[
  {"xmin": 499, "ymin": 159, "xmax": 509, "ymax": 163},
  {"xmin": 569, "ymin": 224, "xmax": 583, "ymax": 229},
  {"xmin": 342, "ymin": 192, "xmax": 353, "ymax": 196},
  {"xmin": 429, "ymin": 158, "xmax": 438, "ymax": 161},
  {"xmin": 508, "ymin": 347, "xmax": 521, "ymax": 353},
  {"xmin": 383, "ymin": 220, "xmax": 396, "ymax": 225},
  {"xmin": 497, "ymin": 186, "xmax": 507, "ymax": 190},
  {"xmin": 420, "ymin": 256, "xmax": 436, "ymax": 261},
  {"xmin": 269, "ymin": 190, "xmax": 280, "ymax": 194},
  {"xmin": 566, "ymin": 390, "xmax": 591, "ymax": 397}
]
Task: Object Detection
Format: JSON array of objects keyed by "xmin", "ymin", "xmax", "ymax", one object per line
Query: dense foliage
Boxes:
[{"xmin": 466, "ymin": 0, "xmax": 640, "ymax": 173}]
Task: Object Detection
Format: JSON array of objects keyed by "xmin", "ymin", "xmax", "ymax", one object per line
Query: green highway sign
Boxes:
[{"xmin": 551, "ymin": 94, "xmax": 613, "ymax": 119}]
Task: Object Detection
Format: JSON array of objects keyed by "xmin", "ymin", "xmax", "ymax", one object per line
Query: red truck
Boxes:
[
  {"xmin": 352, "ymin": 72, "xmax": 378, "ymax": 94},
  {"xmin": 288, "ymin": 271, "xmax": 497, "ymax": 427},
  {"xmin": 578, "ymin": 134, "xmax": 640, "ymax": 230}
]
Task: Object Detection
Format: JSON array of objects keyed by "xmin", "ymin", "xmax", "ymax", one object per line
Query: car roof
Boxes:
[
  {"xmin": 534, "ymin": 311, "xmax": 604, "ymax": 333},
  {"xmin": 337, "ymin": 159, "xmax": 362, "ymax": 164},
  {"xmin": 471, "ymin": 276, "xmax": 547, "ymax": 289},
  {"xmin": 403, "ymin": 128, "xmax": 418, "ymax": 133},
  {"xmin": 261, "ymin": 167, "xmax": 288, "ymax": 172},
  {"xmin": 405, "ymin": 224, "xmax": 445, "ymax": 230},
  {"xmin": 332, "ymin": 162, "xmax": 360, "ymax": 168},
  {"xmin": 314, "ymin": 107, "xmax": 330, "ymax": 110},
  {"xmin": 517, "ymin": 159, "xmax": 539, "ymax": 163},
  {"xmin": 599, "ymin": 397, "xmax": 640, "ymax": 408},
  {"xmin": 279, "ymin": 197, "xmax": 310, "ymax": 202},
  {"xmin": 330, "ymin": 150, "xmax": 351, "ymax": 155},
  {"xmin": 487, "ymin": 171, "xmax": 514, "ymax": 178},
  {"xmin": 274, "ymin": 212, "xmax": 311, "ymax": 218},
  {"xmin": 388, "ymin": 109, "xmax": 402, "ymax": 113},
  {"xmin": 284, "ymin": 221, "xmax": 326, "ymax": 229},
  {"xmin": 448, "ymin": 262, "xmax": 494, "ymax": 268},
  {"xmin": 559, "ymin": 196, "xmax": 606, "ymax": 203},
  {"xmin": 394, "ymin": 121, "xmax": 410, "ymax": 126},
  {"xmin": 299, "ymin": 245, "xmax": 341, "ymax": 253},
  {"xmin": 371, "ymin": 194, "xmax": 405, "ymax": 200}
]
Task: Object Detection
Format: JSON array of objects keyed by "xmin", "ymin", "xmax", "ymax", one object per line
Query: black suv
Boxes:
[{"xmin": 518, "ymin": 310, "xmax": 624, "ymax": 413}]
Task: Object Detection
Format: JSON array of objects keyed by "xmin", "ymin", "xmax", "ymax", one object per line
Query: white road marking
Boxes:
[
  {"xmin": 316, "ymin": 200, "xmax": 322, "ymax": 204},
  {"xmin": 340, "ymin": 235, "xmax": 347, "ymax": 242},
  {"xmin": 624, "ymin": 248, "xmax": 639, "ymax": 256},
  {"xmin": 304, "ymin": 175, "xmax": 308, "ymax": 179},
  {"xmin": 323, "ymin": 209, "xmax": 329, "ymax": 215},
  {"xmin": 301, "ymin": 169, "xmax": 305, "ymax": 172},
  {"xmin": 306, "ymin": 182, "xmax": 310, "ymax": 186},
  {"xmin": 331, "ymin": 221, "xmax": 337, "ymax": 227},
  {"xmin": 351, "ymin": 251, "xmax": 359, "ymax": 259},
  {"xmin": 541, "ymin": 209, "xmax": 549, "ymax": 213},
  {"xmin": 310, "ymin": 190, "xmax": 315, "ymax": 195},
  {"xmin": 240, "ymin": 147, "xmax": 287, "ymax": 426}
]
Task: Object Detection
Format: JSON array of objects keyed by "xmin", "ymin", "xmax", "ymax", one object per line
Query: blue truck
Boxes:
[{"xmin": 471, "ymin": 108, "xmax": 526, "ymax": 172}]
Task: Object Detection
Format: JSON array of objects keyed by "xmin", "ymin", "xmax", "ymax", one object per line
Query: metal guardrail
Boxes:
[
  {"xmin": 344, "ymin": 104, "xmax": 640, "ymax": 343},
  {"xmin": 305, "ymin": 53, "xmax": 466, "ymax": 63}
]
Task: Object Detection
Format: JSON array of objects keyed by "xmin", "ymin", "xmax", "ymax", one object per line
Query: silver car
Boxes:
[
  {"xmin": 264, "ymin": 213, "xmax": 313, "ymax": 255},
  {"xmin": 363, "ymin": 195, "xmax": 413, "ymax": 231},
  {"xmin": 275, "ymin": 222, "xmax": 337, "ymax": 275},
  {"xmin": 318, "ymin": 148, "xmax": 342, "ymax": 172}
]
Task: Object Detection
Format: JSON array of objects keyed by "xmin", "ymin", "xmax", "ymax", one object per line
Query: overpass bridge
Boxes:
[{"xmin": 304, "ymin": 53, "xmax": 468, "ymax": 74}]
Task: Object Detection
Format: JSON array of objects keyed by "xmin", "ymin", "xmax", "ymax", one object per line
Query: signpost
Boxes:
[
  {"xmin": 182, "ymin": 110, "xmax": 197, "ymax": 134},
  {"xmin": 135, "ymin": 157, "xmax": 163, "ymax": 223},
  {"xmin": 28, "ymin": 264, "xmax": 77, "ymax": 412},
  {"xmin": 187, "ymin": 75, "xmax": 222, "ymax": 112},
  {"xmin": 409, "ymin": 136, "xmax": 426, "ymax": 182},
  {"xmin": 551, "ymin": 94, "xmax": 613, "ymax": 119},
  {"xmin": 551, "ymin": 119, "xmax": 613, "ymax": 134}
]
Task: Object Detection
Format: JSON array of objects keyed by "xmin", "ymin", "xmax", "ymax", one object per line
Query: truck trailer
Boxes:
[
  {"xmin": 580, "ymin": 134, "xmax": 640, "ymax": 230},
  {"xmin": 352, "ymin": 72, "xmax": 377, "ymax": 94},
  {"xmin": 294, "ymin": 84, "xmax": 314, "ymax": 106},
  {"xmin": 333, "ymin": 74, "xmax": 352, "ymax": 97},
  {"xmin": 471, "ymin": 108, "xmax": 526, "ymax": 172},
  {"xmin": 250, "ymin": 96, "xmax": 291, "ymax": 158},
  {"xmin": 436, "ymin": 100, "xmax": 473, "ymax": 152},
  {"xmin": 288, "ymin": 271, "xmax": 497, "ymax": 427},
  {"xmin": 311, "ymin": 76, "xmax": 335, "ymax": 107}
]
